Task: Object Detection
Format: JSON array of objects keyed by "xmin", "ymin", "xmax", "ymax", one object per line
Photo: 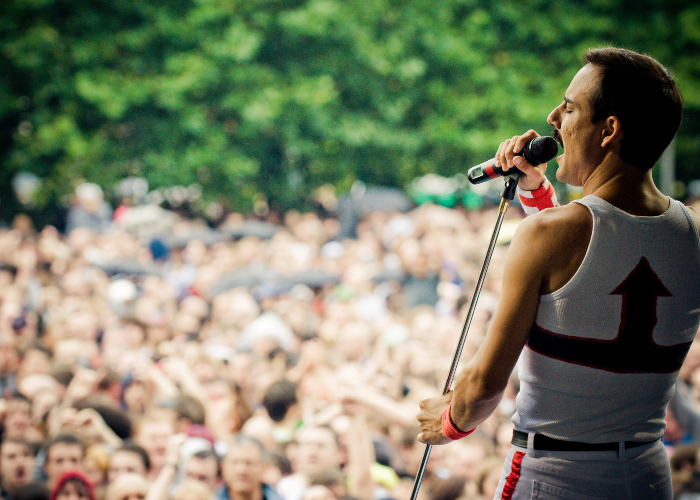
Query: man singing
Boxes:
[{"xmin": 417, "ymin": 47, "xmax": 700, "ymax": 499}]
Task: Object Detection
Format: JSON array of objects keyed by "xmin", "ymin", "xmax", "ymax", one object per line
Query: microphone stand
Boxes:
[{"xmin": 409, "ymin": 173, "xmax": 522, "ymax": 500}]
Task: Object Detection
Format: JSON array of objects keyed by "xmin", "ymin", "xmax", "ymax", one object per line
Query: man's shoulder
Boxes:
[
  {"xmin": 263, "ymin": 484, "xmax": 284, "ymax": 500},
  {"xmin": 215, "ymin": 483, "xmax": 284, "ymax": 500},
  {"xmin": 517, "ymin": 202, "xmax": 592, "ymax": 244},
  {"xmin": 529, "ymin": 200, "xmax": 591, "ymax": 221},
  {"xmin": 511, "ymin": 202, "xmax": 593, "ymax": 291},
  {"xmin": 215, "ymin": 486, "xmax": 230, "ymax": 500},
  {"xmin": 685, "ymin": 203, "xmax": 700, "ymax": 232},
  {"xmin": 273, "ymin": 475, "xmax": 304, "ymax": 500}
]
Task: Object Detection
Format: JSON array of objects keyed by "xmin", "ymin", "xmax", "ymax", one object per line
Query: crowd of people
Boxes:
[{"xmin": 0, "ymin": 179, "xmax": 698, "ymax": 500}]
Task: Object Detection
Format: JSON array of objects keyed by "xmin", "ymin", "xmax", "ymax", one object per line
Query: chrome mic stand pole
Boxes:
[{"xmin": 409, "ymin": 174, "xmax": 522, "ymax": 500}]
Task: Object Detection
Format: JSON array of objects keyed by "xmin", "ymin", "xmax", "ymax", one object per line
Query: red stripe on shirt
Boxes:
[{"xmin": 500, "ymin": 451, "xmax": 525, "ymax": 500}]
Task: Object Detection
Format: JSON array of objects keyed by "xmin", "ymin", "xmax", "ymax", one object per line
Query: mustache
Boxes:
[{"xmin": 551, "ymin": 129, "xmax": 563, "ymax": 148}]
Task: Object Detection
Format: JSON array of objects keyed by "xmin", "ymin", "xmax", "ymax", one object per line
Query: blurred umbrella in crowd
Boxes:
[
  {"xmin": 208, "ymin": 265, "xmax": 340, "ymax": 298},
  {"xmin": 288, "ymin": 269, "xmax": 340, "ymax": 289},
  {"xmin": 208, "ymin": 265, "xmax": 294, "ymax": 297},
  {"xmin": 114, "ymin": 205, "xmax": 178, "ymax": 241},
  {"xmin": 347, "ymin": 184, "xmax": 414, "ymax": 216},
  {"xmin": 95, "ymin": 260, "xmax": 160, "ymax": 277},
  {"xmin": 337, "ymin": 183, "xmax": 415, "ymax": 239},
  {"xmin": 161, "ymin": 228, "xmax": 231, "ymax": 249},
  {"xmin": 224, "ymin": 220, "xmax": 279, "ymax": 240}
]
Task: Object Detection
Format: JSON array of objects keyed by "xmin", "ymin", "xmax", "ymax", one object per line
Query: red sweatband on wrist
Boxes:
[
  {"xmin": 517, "ymin": 177, "xmax": 557, "ymax": 215},
  {"xmin": 441, "ymin": 403, "xmax": 475, "ymax": 441}
]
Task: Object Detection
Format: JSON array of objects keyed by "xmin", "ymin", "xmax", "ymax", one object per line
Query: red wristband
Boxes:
[
  {"xmin": 517, "ymin": 177, "xmax": 557, "ymax": 215},
  {"xmin": 441, "ymin": 403, "xmax": 475, "ymax": 441}
]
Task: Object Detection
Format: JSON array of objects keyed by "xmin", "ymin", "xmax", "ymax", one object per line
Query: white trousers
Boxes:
[{"xmin": 492, "ymin": 436, "xmax": 671, "ymax": 500}]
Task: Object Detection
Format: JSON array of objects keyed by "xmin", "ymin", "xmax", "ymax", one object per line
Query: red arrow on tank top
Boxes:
[{"xmin": 526, "ymin": 257, "xmax": 692, "ymax": 374}]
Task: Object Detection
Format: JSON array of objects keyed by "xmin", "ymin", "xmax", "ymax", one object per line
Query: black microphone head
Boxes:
[{"xmin": 523, "ymin": 136, "xmax": 559, "ymax": 166}]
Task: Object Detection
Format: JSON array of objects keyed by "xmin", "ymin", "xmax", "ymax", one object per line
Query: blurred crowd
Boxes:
[{"xmin": 0, "ymin": 181, "xmax": 699, "ymax": 500}]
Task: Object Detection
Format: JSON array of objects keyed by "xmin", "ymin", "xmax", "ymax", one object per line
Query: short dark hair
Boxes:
[
  {"xmin": 268, "ymin": 451, "xmax": 292, "ymax": 476},
  {"xmin": 261, "ymin": 379, "xmax": 298, "ymax": 423},
  {"xmin": 226, "ymin": 433, "xmax": 268, "ymax": 462},
  {"xmin": 584, "ymin": 47, "xmax": 683, "ymax": 169},
  {"xmin": 20, "ymin": 342, "xmax": 52, "ymax": 360},
  {"xmin": 1, "ymin": 437, "xmax": 33, "ymax": 454},
  {"xmin": 8, "ymin": 391, "xmax": 31, "ymax": 405},
  {"xmin": 12, "ymin": 480, "xmax": 50, "ymax": 500},
  {"xmin": 174, "ymin": 395, "xmax": 206, "ymax": 426},
  {"xmin": 56, "ymin": 477, "xmax": 91, "ymax": 500},
  {"xmin": 115, "ymin": 441, "xmax": 151, "ymax": 471},
  {"xmin": 191, "ymin": 449, "xmax": 221, "ymax": 478},
  {"xmin": 49, "ymin": 365, "xmax": 75, "ymax": 387},
  {"xmin": 44, "ymin": 433, "xmax": 85, "ymax": 459}
]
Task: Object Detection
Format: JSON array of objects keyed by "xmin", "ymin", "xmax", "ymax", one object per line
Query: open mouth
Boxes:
[{"xmin": 551, "ymin": 129, "xmax": 564, "ymax": 149}]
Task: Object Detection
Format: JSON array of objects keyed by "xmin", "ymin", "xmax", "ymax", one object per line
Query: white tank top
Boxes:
[{"xmin": 513, "ymin": 195, "xmax": 700, "ymax": 443}]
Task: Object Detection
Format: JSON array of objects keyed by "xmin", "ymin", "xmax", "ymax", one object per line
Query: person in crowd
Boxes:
[
  {"xmin": 49, "ymin": 470, "xmax": 95, "ymax": 500},
  {"xmin": 217, "ymin": 434, "xmax": 281, "ymax": 500},
  {"xmin": 0, "ymin": 437, "xmax": 36, "ymax": 498},
  {"xmin": 17, "ymin": 343, "xmax": 53, "ymax": 381},
  {"xmin": 2, "ymin": 392, "xmax": 33, "ymax": 440},
  {"xmin": 173, "ymin": 480, "xmax": 213, "ymax": 500},
  {"xmin": 261, "ymin": 380, "xmax": 302, "ymax": 446},
  {"xmin": 104, "ymin": 473, "xmax": 148, "ymax": 500},
  {"xmin": 474, "ymin": 457, "xmax": 505, "ymax": 500},
  {"xmin": 82, "ymin": 444, "xmax": 109, "ymax": 498},
  {"xmin": 43, "ymin": 434, "xmax": 85, "ymax": 490},
  {"xmin": 107, "ymin": 442, "xmax": 151, "ymax": 482},
  {"xmin": 133, "ymin": 414, "xmax": 175, "ymax": 482},
  {"xmin": 64, "ymin": 183, "xmax": 112, "ymax": 236},
  {"xmin": 440, "ymin": 434, "xmax": 495, "ymax": 483},
  {"xmin": 183, "ymin": 449, "xmax": 221, "ymax": 492},
  {"xmin": 429, "ymin": 477, "xmax": 468, "ymax": 500},
  {"xmin": 13, "ymin": 481, "xmax": 51, "ymax": 500},
  {"xmin": 277, "ymin": 427, "xmax": 341, "ymax": 500}
]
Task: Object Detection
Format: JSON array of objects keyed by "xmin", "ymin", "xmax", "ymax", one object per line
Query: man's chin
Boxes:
[
  {"xmin": 232, "ymin": 479, "xmax": 253, "ymax": 490},
  {"xmin": 555, "ymin": 166, "xmax": 566, "ymax": 183}
]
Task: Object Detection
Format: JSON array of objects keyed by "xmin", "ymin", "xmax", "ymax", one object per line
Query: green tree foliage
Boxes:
[{"xmin": 1, "ymin": 0, "xmax": 698, "ymax": 221}]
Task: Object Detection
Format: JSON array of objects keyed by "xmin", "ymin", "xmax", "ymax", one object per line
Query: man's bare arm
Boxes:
[
  {"xmin": 448, "ymin": 214, "xmax": 550, "ymax": 431},
  {"xmin": 417, "ymin": 204, "xmax": 590, "ymax": 443}
]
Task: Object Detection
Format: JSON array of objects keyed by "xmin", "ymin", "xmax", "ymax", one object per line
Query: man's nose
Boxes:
[{"xmin": 547, "ymin": 107, "xmax": 561, "ymax": 128}]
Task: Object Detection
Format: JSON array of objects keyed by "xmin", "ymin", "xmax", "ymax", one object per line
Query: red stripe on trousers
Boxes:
[{"xmin": 500, "ymin": 451, "xmax": 525, "ymax": 500}]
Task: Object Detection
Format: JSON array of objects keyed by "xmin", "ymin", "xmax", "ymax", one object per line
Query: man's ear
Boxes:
[{"xmin": 600, "ymin": 116, "xmax": 622, "ymax": 148}]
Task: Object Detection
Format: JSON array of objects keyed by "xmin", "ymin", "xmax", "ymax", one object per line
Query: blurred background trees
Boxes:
[{"xmin": 1, "ymin": 0, "xmax": 699, "ymax": 226}]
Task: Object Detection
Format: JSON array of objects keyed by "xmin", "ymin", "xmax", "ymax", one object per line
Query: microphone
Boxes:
[{"xmin": 467, "ymin": 136, "xmax": 559, "ymax": 184}]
